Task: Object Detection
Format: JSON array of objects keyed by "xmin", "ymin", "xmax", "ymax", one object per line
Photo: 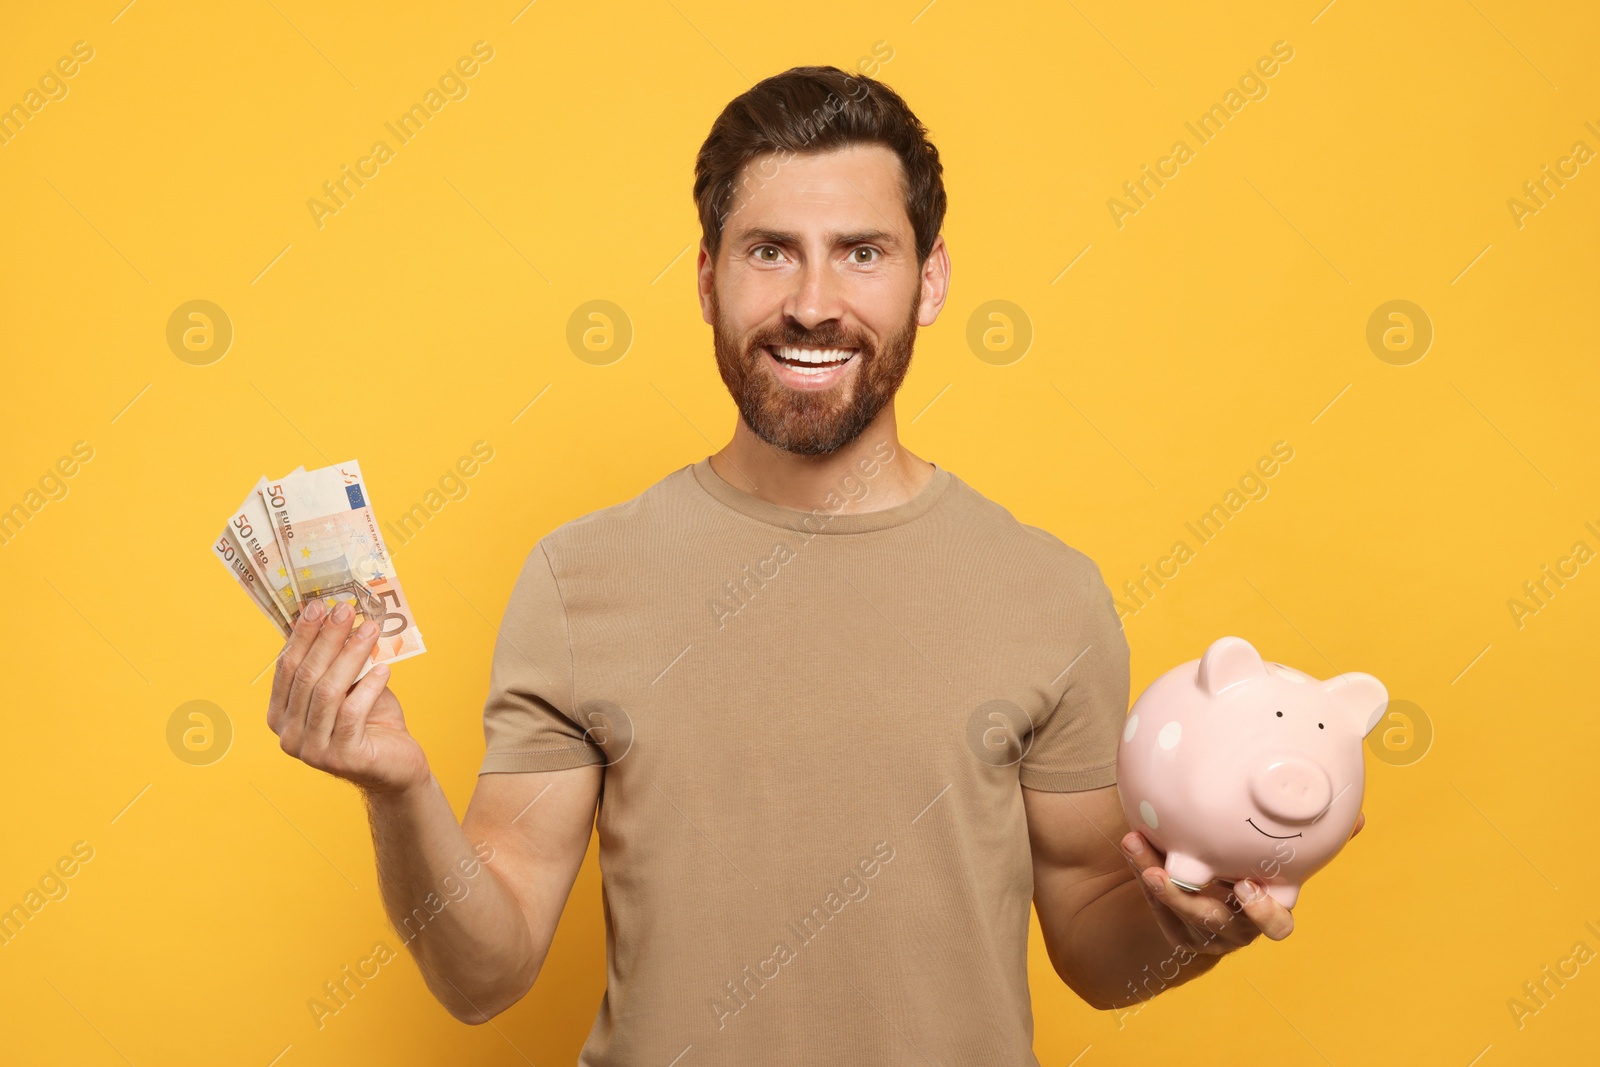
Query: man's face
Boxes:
[{"xmin": 699, "ymin": 143, "xmax": 945, "ymax": 456}]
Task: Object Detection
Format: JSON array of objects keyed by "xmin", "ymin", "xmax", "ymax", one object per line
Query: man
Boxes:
[{"xmin": 268, "ymin": 65, "xmax": 1351, "ymax": 1064}]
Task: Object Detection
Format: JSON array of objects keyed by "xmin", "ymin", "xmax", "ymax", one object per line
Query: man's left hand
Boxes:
[{"xmin": 1118, "ymin": 811, "xmax": 1366, "ymax": 954}]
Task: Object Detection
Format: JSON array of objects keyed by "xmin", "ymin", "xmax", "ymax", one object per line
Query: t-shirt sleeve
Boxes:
[
  {"xmin": 1018, "ymin": 559, "xmax": 1130, "ymax": 792},
  {"xmin": 478, "ymin": 540, "xmax": 607, "ymax": 775}
]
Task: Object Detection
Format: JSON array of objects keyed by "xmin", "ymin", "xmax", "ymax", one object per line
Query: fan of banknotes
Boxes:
[{"xmin": 210, "ymin": 460, "xmax": 425, "ymax": 673}]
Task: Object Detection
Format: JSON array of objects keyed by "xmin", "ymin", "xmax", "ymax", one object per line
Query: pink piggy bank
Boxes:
[{"xmin": 1116, "ymin": 636, "xmax": 1387, "ymax": 909}]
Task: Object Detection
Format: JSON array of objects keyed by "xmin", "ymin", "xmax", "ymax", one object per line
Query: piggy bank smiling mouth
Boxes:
[{"xmin": 1246, "ymin": 818, "xmax": 1302, "ymax": 840}]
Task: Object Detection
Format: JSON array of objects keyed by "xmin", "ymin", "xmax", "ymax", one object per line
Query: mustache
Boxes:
[{"xmin": 748, "ymin": 325, "xmax": 870, "ymax": 352}]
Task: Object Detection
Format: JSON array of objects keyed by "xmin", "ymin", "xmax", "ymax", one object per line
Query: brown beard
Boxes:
[{"xmin": 710, "ymin": 288, "xmax": 920, "ymax": 456}]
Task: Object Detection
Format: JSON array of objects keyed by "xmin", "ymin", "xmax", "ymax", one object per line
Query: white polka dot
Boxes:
[
  {"xmin": 1123, "ymin": 714, "xmax": 1140, "ymax": 743},
  {"xmin": 1158, "ymin": 721, "xmax": 1182, "ymax": 750},
  {"xmin": 1139, "ymin": 800, "xmax": 1159, "ymax": 829}
]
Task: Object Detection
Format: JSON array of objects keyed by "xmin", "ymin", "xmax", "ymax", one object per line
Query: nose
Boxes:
[
  {"xmin": 783, "ymin": 257, "xmax": 846, "ymax": 332},
  {"xmin": 1249, "ymin": 756, "xmax": 1332, "ymax": 822}
]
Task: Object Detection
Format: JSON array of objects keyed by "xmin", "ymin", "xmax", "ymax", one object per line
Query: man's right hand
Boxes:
[
  {"xmin": 268, "ymin": 598, "xmax": 431, "ymax": 795},
  {"xmin": 265, "ymin": 594, "xmax": 602, "ymax": 1024}
]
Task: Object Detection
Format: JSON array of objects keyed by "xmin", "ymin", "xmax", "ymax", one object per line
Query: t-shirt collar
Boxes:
[{"xmin": 691, "ymin": 455, "xmax": 952, "ymax": 535}]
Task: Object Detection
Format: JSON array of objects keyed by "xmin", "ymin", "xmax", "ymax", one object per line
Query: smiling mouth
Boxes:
[
  {"xmin": 1246, "ymin": 818, "xmax": 1302, "ymax": 840},
  {"xmin": 764, "ymin": 345, "xmax": 857, "ymax": 375}
]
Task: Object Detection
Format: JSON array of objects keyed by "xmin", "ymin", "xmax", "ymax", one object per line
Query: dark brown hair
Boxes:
[{"xmin": 693, "ymin": 65, "xmax": 946, "ymax": 265}]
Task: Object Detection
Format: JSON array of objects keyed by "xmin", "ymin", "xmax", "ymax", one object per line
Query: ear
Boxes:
[
  {"xmin": 1196, "ymin": 636, "xmax": 1265, "ymax": 696},
  {"xmin": 696, "ymin": 241, "xmax": 716, "ymax": 325},
  {"xmin": 1320, "ymin": 672, "xmax": 1389, "ymax": 735},
  {"xmin": 917, "ymin": 233, "xmax": 951, "ymax": 327}
]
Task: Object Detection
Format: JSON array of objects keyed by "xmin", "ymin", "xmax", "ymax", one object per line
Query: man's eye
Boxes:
[
  {"xmin": 755, "ymin": 246, "xmax": 782, "ymax": 262},
  {"xmin": 852, "ymin": 247, "xmax": 880, "ymax": 264}
]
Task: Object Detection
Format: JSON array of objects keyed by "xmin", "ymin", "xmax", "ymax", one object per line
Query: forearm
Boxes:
[
  {"xmin": 364, "ymin": 773, "xmax": 537, "ymax": 1022},
  {"xmin": 1048, "ymin": 877, "xmax": 1222, "ymax": 1010}
]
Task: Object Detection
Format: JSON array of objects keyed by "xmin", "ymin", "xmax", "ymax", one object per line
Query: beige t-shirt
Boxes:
[{"xmin": 480, "ymin": 447, "xmax": 1130, "ymax": 1066}]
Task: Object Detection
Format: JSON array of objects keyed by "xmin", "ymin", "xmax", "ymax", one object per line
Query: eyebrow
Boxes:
[{"xmin": 732, "ymin": 227, "xmax": 901, "ymax": 249}]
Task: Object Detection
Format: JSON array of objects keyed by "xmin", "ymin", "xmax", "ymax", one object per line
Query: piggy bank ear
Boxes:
[
  {"xmin": 1320, "ymin": 672, "xmax": 1389, "ymax": 735},
  {"xmin": 1197, "ymin": 636, "xmax": 1265, "ymax": 696}
]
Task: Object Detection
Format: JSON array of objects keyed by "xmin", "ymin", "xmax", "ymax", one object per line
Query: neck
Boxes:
[{"xmin": 708, "ymin": 406, "xmax": 935, "ymax": 514}]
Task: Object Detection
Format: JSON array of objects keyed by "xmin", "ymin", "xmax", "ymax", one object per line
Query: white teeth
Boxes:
[{"xmin": 774, "ymin": 346, "xmax": 855, "ymax": 365}]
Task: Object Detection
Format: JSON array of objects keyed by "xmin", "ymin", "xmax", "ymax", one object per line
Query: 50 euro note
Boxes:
[
  {"xmin": 212, "ymin": 466, "xmax": 304, "ymax": 632},
  {"xmin": 225, "ymin": 478, "xmax": 300, "ymax": 624},
  {"xmin": 210, "ymin": 528, "xmax": 291, "ymax": 636},
  {"xmin": 258, "ymin": 461, "xmax": 425, "ymax": 674}
]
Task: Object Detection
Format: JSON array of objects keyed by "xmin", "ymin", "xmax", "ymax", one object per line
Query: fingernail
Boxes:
[
  {"xmin": 1142, "ymin": 871, "xmax": 1164, "ymax": 893},
  {"xmin": 375, "ymin": 663, "xmax": 390, "ymax": 678},
  {"xmin": 333, "ymin": 602, "xmax": 352, "ymax": 622},
  {"xmin": 1236, "ymin": 879, "xmax": 1261, "ymax": 904},
  {"xmin": 359, "ymin": 619, "xmax": 377, "ymax": 639},
  {"xmin": 305, "ymin": 599, "xmax": 324, "ymax": 621}
]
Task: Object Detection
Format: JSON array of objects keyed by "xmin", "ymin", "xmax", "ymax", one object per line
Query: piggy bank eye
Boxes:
[
  {"xmin": 1318, "ymin": 722, "xmax": 1324, "ymax": 729},
  {"xmin": 1275, "ymin": 711, "xmax": 1283, "ymax": 717}
]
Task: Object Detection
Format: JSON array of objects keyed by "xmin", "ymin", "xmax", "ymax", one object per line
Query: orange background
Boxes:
[{"xmin": 1, "ymin": 1, "xmax": 1596, "ymax": 1063}]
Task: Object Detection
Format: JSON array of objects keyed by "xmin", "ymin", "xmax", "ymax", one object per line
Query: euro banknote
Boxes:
[
  {"xmin": 209, "ymin": 466, "xmax": 304, "ymax": 635},
  {"xmin": 210, "ymin": 527, "xmax": 291, "ymax": 635},
  {"xmin": 226, "ymin": 481, "xmax": 297, "ymax": 626},
  {"xmin": 213, "ymin": 461, "xmax": 424, "ymax": 675}
]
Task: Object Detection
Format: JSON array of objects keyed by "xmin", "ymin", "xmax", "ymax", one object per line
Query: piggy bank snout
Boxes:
[{"xmin": 1249, "ymin": 756, "xmax": 1333, "ymax": 822}]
